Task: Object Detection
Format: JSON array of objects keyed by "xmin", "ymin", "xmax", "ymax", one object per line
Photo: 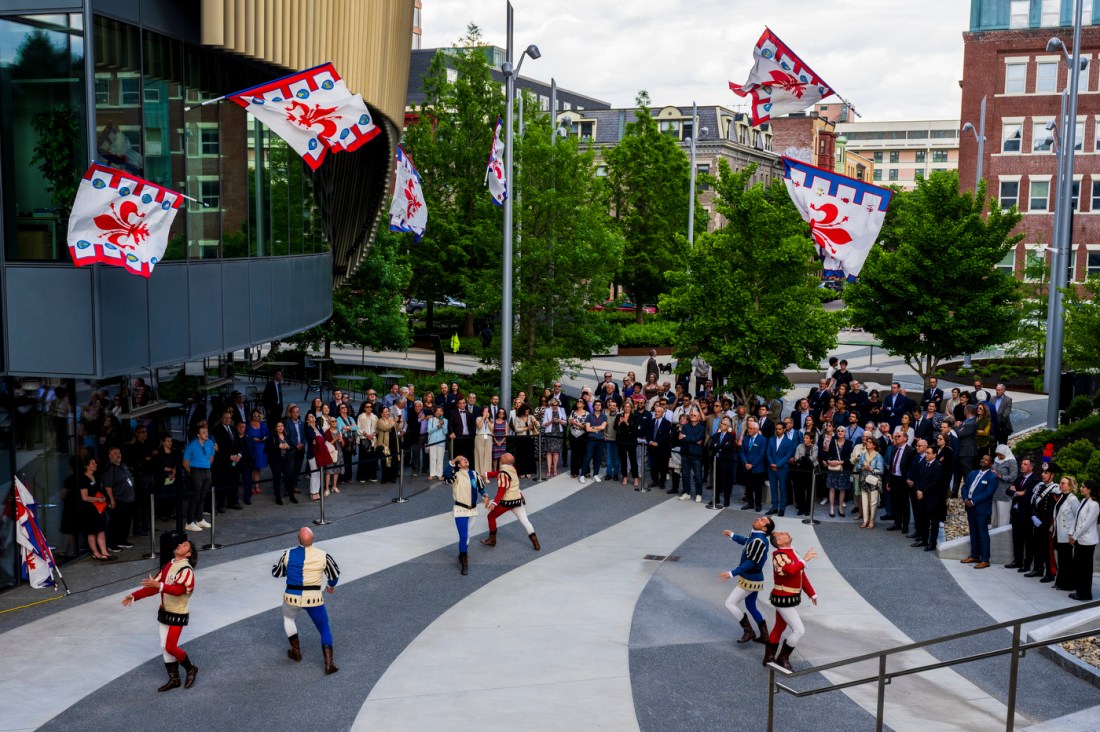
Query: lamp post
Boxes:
[
  {"xmin": 1045, "ymin": 3, "xmax": 1087, "ymax": 428},
  {"xmin": 500, "ymin": 1, "xmax": 540, "ymax": 410},
  {"xmin": 686, "ymin": 102, "xmax": 709, "ymax": 248},
  {"xmin": 961, "ymin": 95, "xmax": 986, "ymax": 370},
  {"xmin": 1042, "ymin": 87, "xmax": 1069, "ymax": 401}
]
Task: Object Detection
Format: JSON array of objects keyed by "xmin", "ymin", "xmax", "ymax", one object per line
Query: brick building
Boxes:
[
  {"xmin": 962, "ymin": 0, "xmax": 1100, "ymax": 281},
  {"xmin": 769, "ymin": 112, "xmax": 837, "ymax": 170}
]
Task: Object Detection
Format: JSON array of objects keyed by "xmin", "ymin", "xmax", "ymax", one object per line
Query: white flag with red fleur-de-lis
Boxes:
[
  {"xmin": 66, "ymin": 163, "xmax": 182, "ymax": 278},
  {"xmin": 228, "ymin": 62, "xmax": 380, "ymax": 171},
  {"xmin": 389, "ymin": 146, "xmax": 427, "ymax": 241},
  {"xmin": 730, "ymin": 28, "xmax": 835, "ymax": 127},
  {"xmin": 486, "ymin": 117, "xmax": 507, "ymax": 206},
  {"xmin": 782, "ymin": 157, "xmax": 893, "ymax": 281}
]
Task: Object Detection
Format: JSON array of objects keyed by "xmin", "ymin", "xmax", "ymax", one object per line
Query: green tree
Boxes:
[
  {"xmin": 286, "ymin": 229, "xmax": 412, "ymax": 356},
  {"xmin": 844, "ymin": 171, "xmax": 1022, "ymax": 385},
  {"xmin": 604, "ymin": 91, "xmax": 702, "ymax": 323},
  {"xmin": 1063, "ymin": 275, "xmax": 1100, "ymax": 372},
  {"xmin": 475, "ymin": 97, "xmax": 624, "ymax": 391},
  {"xmin": 401, "ymin": 26, "xmax": 504, "ymax": 333},
  {"xmin": 1005, "ymin": 252, "xmax": 1049, "ymax": 372},
  {"xmin": 661, "ymin": 161, "xmax": 844, "ymax": 405}
]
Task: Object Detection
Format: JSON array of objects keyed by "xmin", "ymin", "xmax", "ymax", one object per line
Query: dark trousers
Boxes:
[
  {"xmin": 650, "ymin": 446, "xmax": 670, "ymax": 488},
  {"xmin": 967, "ymin": 508, "xmax": 990, "ymax": 562},
  {"xmin": 909, "ymin": 486, "xmax": 925, "ymax": 535},
  {"xmin": 134, "ymin": 475, "xmax": 152, "ymax": 533},
  {"xmin": 569, "ymin": 434, "xmax": 587, "ymax": 477},
  {"xmin": 271, "ymin": 454, "xmax": 284, "ymax": 499},
  {"xmin": 1074, "ymin": 544, "xmax": 1095, "ymax": 599},
  {"xmin": 790, "ymin": 468, "xmax": 812, "ymax": 514},
  {"xmin": 1010, "ymin": 516, "xmax": 1033, "ymax": 569},
  {"xmin": 107, "ymin": 500, "xmax": 134, "ymax": 547},
  {"xmin": 1054, "ymin": 542, "xmax": 1075, "ymax": 589},
  {"xmin": 340, "ymin": 444, "xmax": 355, "ymax": 483},
  {"xmin": 888, "ymin": 476, "xmax": 908, "ymax": 527},
  {"xmin": 357, "ymin": 442, "xmax": 377, "ymax": 481},
  {"xmin": 920, "ymin": 495, "xmax": 941, "ymax": 547},
  {"xmin": 187, "ymin": 468, "xmax": 212, "ymax": 523},
  {"xmin": 213, "ymin": 468, "xmax": 233, "ymax": 510},
  {"xmin": 1032, "ymin": 524, "xmax": 1053, "ymax": 577},
  {"xmin": 455, "ymin": 437, "xmax": 474, "ymax": 464},
  {"xmin": 617, "ymin": 444, "xmax": 639, "ymax": 479},
  {"xmin": 954, "ymin": 456, "xmax": 974, "ymax": 497},
  {"xmin": 715, "ymin": 460, "xmax": 734, "ymax": 507},
  {"xmin": 744, "ymin": 471, "xmax": 765, "ymax": 509},
  {"xmin": 287, "ymin": 450, "xmax": 303, "ymax": 492}
]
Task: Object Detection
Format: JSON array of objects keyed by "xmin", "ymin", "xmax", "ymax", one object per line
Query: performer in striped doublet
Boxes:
[
  {"xmin": 719, "ymin": 516, "xmax": 774, "ymax": 645},
  {"xmin": 272, "ymin": 527, "xmax": 341, "ymax": 674}
]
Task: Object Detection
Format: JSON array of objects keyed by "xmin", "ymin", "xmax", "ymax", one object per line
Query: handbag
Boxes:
[
  {"xmin": 864, "ymin": 474, "xmax": 882, "ymax": 488},
  {"xmin": 827, "ymin": 462, "xmax": 843, "ymax": 472}
]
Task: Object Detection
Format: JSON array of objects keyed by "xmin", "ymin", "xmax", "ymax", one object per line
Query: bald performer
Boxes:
[
  {"xmin": 272, "ymin": 527, "xmax": 341, "ymax": 674},
  {"xmin": 481, "ymin": 453, "xmax": 540, "ymax": 551}
]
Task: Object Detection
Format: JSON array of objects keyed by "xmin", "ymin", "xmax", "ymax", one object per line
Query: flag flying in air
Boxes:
[
  {"xmin": 67, "ymin": 163, "xmax": 182, "ymax": 278},
  {"xmin": 782, "ymin": 157, "xmax": 893, "ymax": 281},
  {"xmin": 389, "ymin": 146, "xmax": 427, "ymax": 241},
  {"xmin": 14, "ymin": 475, "xmax": 56, "ymax": 589},
  {"xmin": 486, "ymin": 117, "xmax": 507, "ymax": 206},
  {"xmin": 228, "ymin": 62, "xmax": 380, "ymax": 171},
  {"xmin": 730, "ymin": 28, "xmax": 835, "ymax": 127}
]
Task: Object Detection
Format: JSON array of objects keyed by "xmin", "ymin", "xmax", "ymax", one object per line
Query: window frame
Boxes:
[{"xmin": 999, "ymin": 177, "xmax": 1021, "ymax": 210}]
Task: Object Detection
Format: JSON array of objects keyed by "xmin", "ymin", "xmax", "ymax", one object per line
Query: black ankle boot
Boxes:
[
  {"xmin": 180, "ymin": 655, "xmax": 198, "ymax": 688},
  {"xmin": 158, "ymin": 661, "xmax": 181, "ymax": 692}
]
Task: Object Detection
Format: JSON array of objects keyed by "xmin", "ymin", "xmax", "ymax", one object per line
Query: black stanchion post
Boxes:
[
  {"xmin": 314, "ymin": 465, "xmax": 331, "ymax": 525},
  {"xmin": 707, "ymin": 454, "xmax": 720, "ymax": 509},
  {"xmin": 802, "ymin": 470, "xmax": 821, "ymax": 526},
  {"xmin": 641, "ymin": 441, "xmax": 648, "ymax": 489},
  {"xmin": 537, "ymin": 432, "xmax": 543, "ymax": 482},
  {"xmin": 392, "ymin": 432, "xmax": 408, "ymax": 504},
  {"xmin": 203, "ymin": 484, "xmax": 221, "ymax": 550},
  {"xmin": 142, "ymin": 491, "xmax": 157, "ymax": 559}
]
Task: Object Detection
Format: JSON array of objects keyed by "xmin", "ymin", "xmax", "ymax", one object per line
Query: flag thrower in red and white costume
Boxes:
[
  {"xmin": 480, "ymin": 454, "xmax": 540, "ymax": 551},
  {"xmin": 763, "ymin": 531, "xmax": 818, "ymax": 672}
]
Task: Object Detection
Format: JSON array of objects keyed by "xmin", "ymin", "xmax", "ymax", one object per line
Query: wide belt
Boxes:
[
  {"xmin": 454, "ymin": 501, "xmax": 475, "ymax": 509},
  {"xmin": 286, "ymin": 584, "xmax": 321, "ymax": 591}
]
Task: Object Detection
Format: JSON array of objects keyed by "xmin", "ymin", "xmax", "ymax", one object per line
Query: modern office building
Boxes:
[
  {"xmin": 962, "ymin": 0, "xmax": 1100, "ymax": 280},
  {"xmin": 578, "ymin": 104, "xmax": 778, "ymax": 232},
  {"xmin": 0, "ymin": 0, "xmax": 413, "ymax": 589},
  {"xmin": 836, "ymin": 120, "xmax": 961, "ymax": 190}
]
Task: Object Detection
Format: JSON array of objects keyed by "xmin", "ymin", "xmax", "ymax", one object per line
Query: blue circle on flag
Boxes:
[
  {"xmin": 296, "ymin": 89, "xmax": 310, "ymax": 99},
  {"xmin": 273, "ymin": 97, "xmax": 283, "ymax": 102},
  {"xmin": 762, "ymin": 48, "xmax": 774, "ymax": 59},
  {"xmin": 161, "ymin": 201, "xmax": 171, "ymax": 210},
  {"xmin": 308, "ymin": 138, "xmax": 318, "ymax": 150},
  {"xmin": 142, "ymin": 193, "xmax": 153, "ymax": 203},
  {"xmin": 126, "ymin": 253, "xmax": 139, "ymax": 263},
  {"xmin": 800, "ymin": 74, "xmax": 808, "ymax": 82},
  {"xmin": 762, "ymin": 85, "xmax": 772, "ymax": 94},
  {"xmin": 77, "ymin": 240, "xmax": 91, "ymax": 250},
  {"xmin": 764, "ymin": 103, "xmax": 773, "ymax": 112},
  {"xmin": 322, "ymin": 79, "xmax": 334, "ymax": 90},
  {"xmin": 781, "ymin": 62, "xmax": 790, "ymax": 71},
  {"xmin": 92, "ymin": 179, "xmax": 106, "ymax": 189},
  {"xmin": 105, "ymin": 243, "xmax": 117, "ymax": 251},
  {"xmin": 359, "ymin": 114, "xmax": 370, "ymax": 125},
  {"xmin": 252, "ymin": 97, "xmax": 265, "ymax": 105},
  {"xmin": 150, "ymin": 256, "xmax": 158, "ymax": 265},
  {"xmin": 119, "ymin": 187, "xmax": 130, "ymax": 196},
  {"xmin": 340, "ymin": 129, "xmax": 350, "ymax": 139}
]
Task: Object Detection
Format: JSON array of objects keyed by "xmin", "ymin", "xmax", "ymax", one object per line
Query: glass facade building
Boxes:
[{"xmin": 0, "ymin": 1, "xmax": 411, "ymax": 589}]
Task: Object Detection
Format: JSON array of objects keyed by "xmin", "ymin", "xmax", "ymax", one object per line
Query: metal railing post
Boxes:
[
  {"xmin": 203, "ymin": 485, "xmax": 221, "ymax": 550},
  {"xmin": 876, "ymin": 655, "xmax": 886, "ymax": 732},
  {"xmin": 393, "ymin": 432, "xmax": 408, "ymax": 504},
  {"xmin": 708, "ymin": 454, "xmax": 719, "ymax": 509},
  {"xmin": 537, "ymin": 432, "xmax": 543, "ymax": 482},
  {"xmin": 803, "ymin": 470, "xmax": 821, "ymax": 525},
  {"xmin": 142, "ymin": 491, "xmax": 157, "ymax": 560},
  {"xmin": 766, "ymin": 665, "xmax": 776, "ymax": 731},
  {"xmin": 1006, "ymin": 623, "xmax": 1021, "ymax": 732},
  {"xmin": 313, "ymin": 463, "xmax": 331, "ymax": 526}
]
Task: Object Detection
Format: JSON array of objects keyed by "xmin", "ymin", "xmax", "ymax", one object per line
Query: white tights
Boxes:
[
  {"xmin": 774, "ymin": 605, "xmax": 805, "ymax": 647},
  {"xmin": 510, "ymin": 505, "xmax": 535, "ymax": 534},
  {"xmin": 724, "ymin": 585, "xmax": 752, "ymax": 622}
]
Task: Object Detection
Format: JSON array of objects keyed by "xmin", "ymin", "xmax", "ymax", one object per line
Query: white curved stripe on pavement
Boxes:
[
  {"xmin": 352, "ymin": 497, "xmax": 719, "ymax": 732},
  {"xmin": 780, "ymin": 519, "xmax": 1027, "ymax": 731},
  {"xmin": 0, "ymin": 477, "xmax": 583, "ymax": 732}
]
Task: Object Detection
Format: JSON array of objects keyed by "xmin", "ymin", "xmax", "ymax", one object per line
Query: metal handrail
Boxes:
[{"xmin": 766, "ymin": 597, "xmax": 1100, "ymax": 732}]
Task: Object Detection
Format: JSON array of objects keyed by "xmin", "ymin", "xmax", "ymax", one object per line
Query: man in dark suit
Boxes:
[
  {"xmin": 185, "ymin": 393, "xmax": 206, "ymax": 438},
  {"xmin": 283, "ymin": 403, "xmax": 305, "ymax": 496},
  {"xmin": 755, "ymin": 405, "xmax": 775, "ymax": 439},
  {"xmin": 448, "ymin": 397, "xmax": 476, "ymax": 462},
  {"xmin": 960, "ymin": 454, "xmax": 999, "ymax": 568},
  {"xmin": 993, "ymin": 384, "xmax": 1014, "ymax": 437},
  {"xmin": 955, "ymin": 405, "xmax": 978, "ymax": 497},
  {"xmin": 908, "ymin": 440, "xmax": 940, "ymax": 547},
  {"xmin": 885, "ymin": 432, "xmax": 916, "ymax": 532},
  {"xmin": 740, "ymin": 419, "xmax": 767, "ymax": 512},
  {"xmin": 789, "ymin": 398, "xmax": 813, "ymax": 433},
  {"xmin": 647, "ymin": 405, "xmax": 672, "ymax": 491},
  {"xmin": 765, "ymin": 422, "xmax": 796, "ymax": 516},
  {"xmin": 487, "ymin": 394, "xmax": 504, "ymax": 421},
  {"xmin": 212, "ymin": 409, "xmax": 243, "ymax": 510},
  {"xmin": 1006, "ymin": 457, "xmax": 1040, "ymax": 571},
  {"xmin": 920, "ymin": 377, "xmax": 944, "ymax": 411},
  {"xmin": 710, "ymin": 417, "xmax": 737, "ymax": 509},
  {"xmin": 229, "ymin": 391, "xmax": 248, "ymax": 426},
  {"xmin": 263, "ymin": 370, "xmax": 284, "ymax": 429},
  {"xmin": 550, "ymin": 382, "xmax": 571, "ymax": 414}
]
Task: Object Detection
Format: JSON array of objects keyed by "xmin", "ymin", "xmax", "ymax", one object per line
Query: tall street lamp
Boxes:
[
  {"xmin": 687, "ymin": 101, "xmax": 708, "ymax": 248},
  {"xmin": 500, "ymin": 1, "xmax": 540, "ymax": 410},
  {"xmin": 1044, "ymin": 5, "xmax": 1087, "ymax": 428},
  {"xmin": 961, "ymin": 95, "xmax": 986, "ymax": 370}
]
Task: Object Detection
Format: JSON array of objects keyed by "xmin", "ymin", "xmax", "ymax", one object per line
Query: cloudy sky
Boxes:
[{"xmin": 421, "ymin": 0, "xmax": 971, "ymax": 122}]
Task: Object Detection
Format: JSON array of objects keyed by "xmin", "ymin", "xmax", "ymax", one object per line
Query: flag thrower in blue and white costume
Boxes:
[
  {"xmin": 719, "ymin": 516, "xmax": 774, "ymax": 644},
  {"xmin": 272, "ymin": 527, "xmax": 341, "ymax": 674},
  {"xmin": 444, "ymin": 455, "xmax": 488, "ymax": 576}
]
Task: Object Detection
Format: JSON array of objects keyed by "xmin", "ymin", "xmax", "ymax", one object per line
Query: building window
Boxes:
[
  {"xmin": 889, "ymin": 151, "xmax": 899, "ymax": 163},
  {"xmin": 873, "ymin": 151, "xmax": 883, "ymax": 163},
  {"xmin": 659, "ymin": 120, "xmax": 680, "ymax": 138},
  {"xmin": 996, "ymin": 250, "xmax": 1015, "ymax": 276},
  {"xmin": 915, "ymin": 169, "xmax": 925, "ymax": 180},
  {"xmin": 1092, "ymin": 180, "xmax": 1100, "ymax": 211},
  {"xmin": 1073, "ymin": 180, "xmax": 1081, "ymax": 210},
  {"xmin": 888, "ymin": 169, "xmax": 899, "ymax": 181},
  {"xmin": 1003, "ymin": 122, "xmax": 1022, "ymax": 152},
  {"xmin": 1030, "ymin": 180, "xmax": 1050, "ymax": 211},
  {"xmin": 909, "ymin": 130, "xmax": 929, "ymax": 140},
  {"xmin": 1073, "ymin": 121, "xmax": 1085, "ymax": 151},
  {"xmin": 873, "ymin": 169, "xmax": 882, "ymax": 181},
  {"xmin": 931, "ymin": 129, "xmax": 958, "ymax": 139},
  {"xmin": 1041, "ymin": 0, "xmax": 1061, "ymax": 26},
  {"xmin": 1033, "ymin": 120, "xmax": 1054, "ymax": 152},
  {"xmin": 1024, "ymin": 249, "xmax": 1046, "ymax": 282},
  {"xmin": 915, "ymin": 150, "xmax": 926, "ymax": 163},
  {"xmin": 95, "ymin": 78, "xmax": 110, "ymax": 104},
  {"xmin": 697, "ymin": 163, "xmax": 710, "ymax": 190},
  {"xmin": 445, "ymin": 68, "xmax": 458, "ymax": 84},
  {"xmin": 120, "ymin": 77, "xmax": 140, "ymax": 106},
  {"xmin": 932, "ymin": 150, "xmax": 948, "ymax": 163},
  {"xmin": 595, "ymin": 165, "xmax": 607, "ymax": 177},
  {"xmin": 1000, "ymin": 180, "xmax": 1020, "ymax": 209},
  {"xmin": 199, "ymin": 127, "xmax": 219, "ymax": 156},
  {"xmin": 1036, "ymin": 61, "xmax": 1059, "ymax": 93},
  {"xmin": 1087, "ymin": 250, "xmax": 1100, "ymax": 277},
  {"xmin": 1005, "ymin": 63, "xmax": 1026, "ymax": 94},
  {"xmin": 199, "ymin": 179, "xmax": 220, "ymax": 209},
  {"xmin": 1010, "ymin": 0, "xmax": 1030, "ymax": 28}
]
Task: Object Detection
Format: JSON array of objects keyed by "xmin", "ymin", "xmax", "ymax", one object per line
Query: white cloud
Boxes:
[{"xmin": 420, "ymin": 0, "xmax": 969, "ymax": 121}]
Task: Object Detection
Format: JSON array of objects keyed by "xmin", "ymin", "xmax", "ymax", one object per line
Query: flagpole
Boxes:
[{"xmin": 183, "ymin": 95, "xmax": 227, "ymax": 113}]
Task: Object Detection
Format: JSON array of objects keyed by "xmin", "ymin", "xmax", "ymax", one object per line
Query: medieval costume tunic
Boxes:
[
  {"xmin": 273, "ymin": 543, "xmax": 341, "ymax": 673},
  {"xmin": 482, "ymin": 464, "xmax": 540, "ymax": 551},
  {"xmin": 127, "ymin": 556, "xmax": 197, "ymax": 690},
  {"xmin": 765, "ymin": 546, "xmax": 818, "ymax": 670},
  {"xmin": 724, "ymin": 529, "xmax": 769, "ymax": 643},
  {"xmin": 444, "ymin": 461, "xmax": 487, "ymax": 574}
]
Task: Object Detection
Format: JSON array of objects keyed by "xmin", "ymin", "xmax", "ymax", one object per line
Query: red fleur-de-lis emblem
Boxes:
[
  {"xmin": 93, "ymin": 200, "xmax": 150, "ymax": 249},
  {"xmin": 767, "ymin": 71, "xmax": 807, "ymax": 99},
  {"xmin": 808, "ymin": 202, "xmax": 852, "ymax": 255},
  {"xmin": 403, "ymin": 179, "xmax": 422, "ymax": 219},
  {"xmin": 284, "ymin": 101, "xmax": 341, "ymax": 138}
]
